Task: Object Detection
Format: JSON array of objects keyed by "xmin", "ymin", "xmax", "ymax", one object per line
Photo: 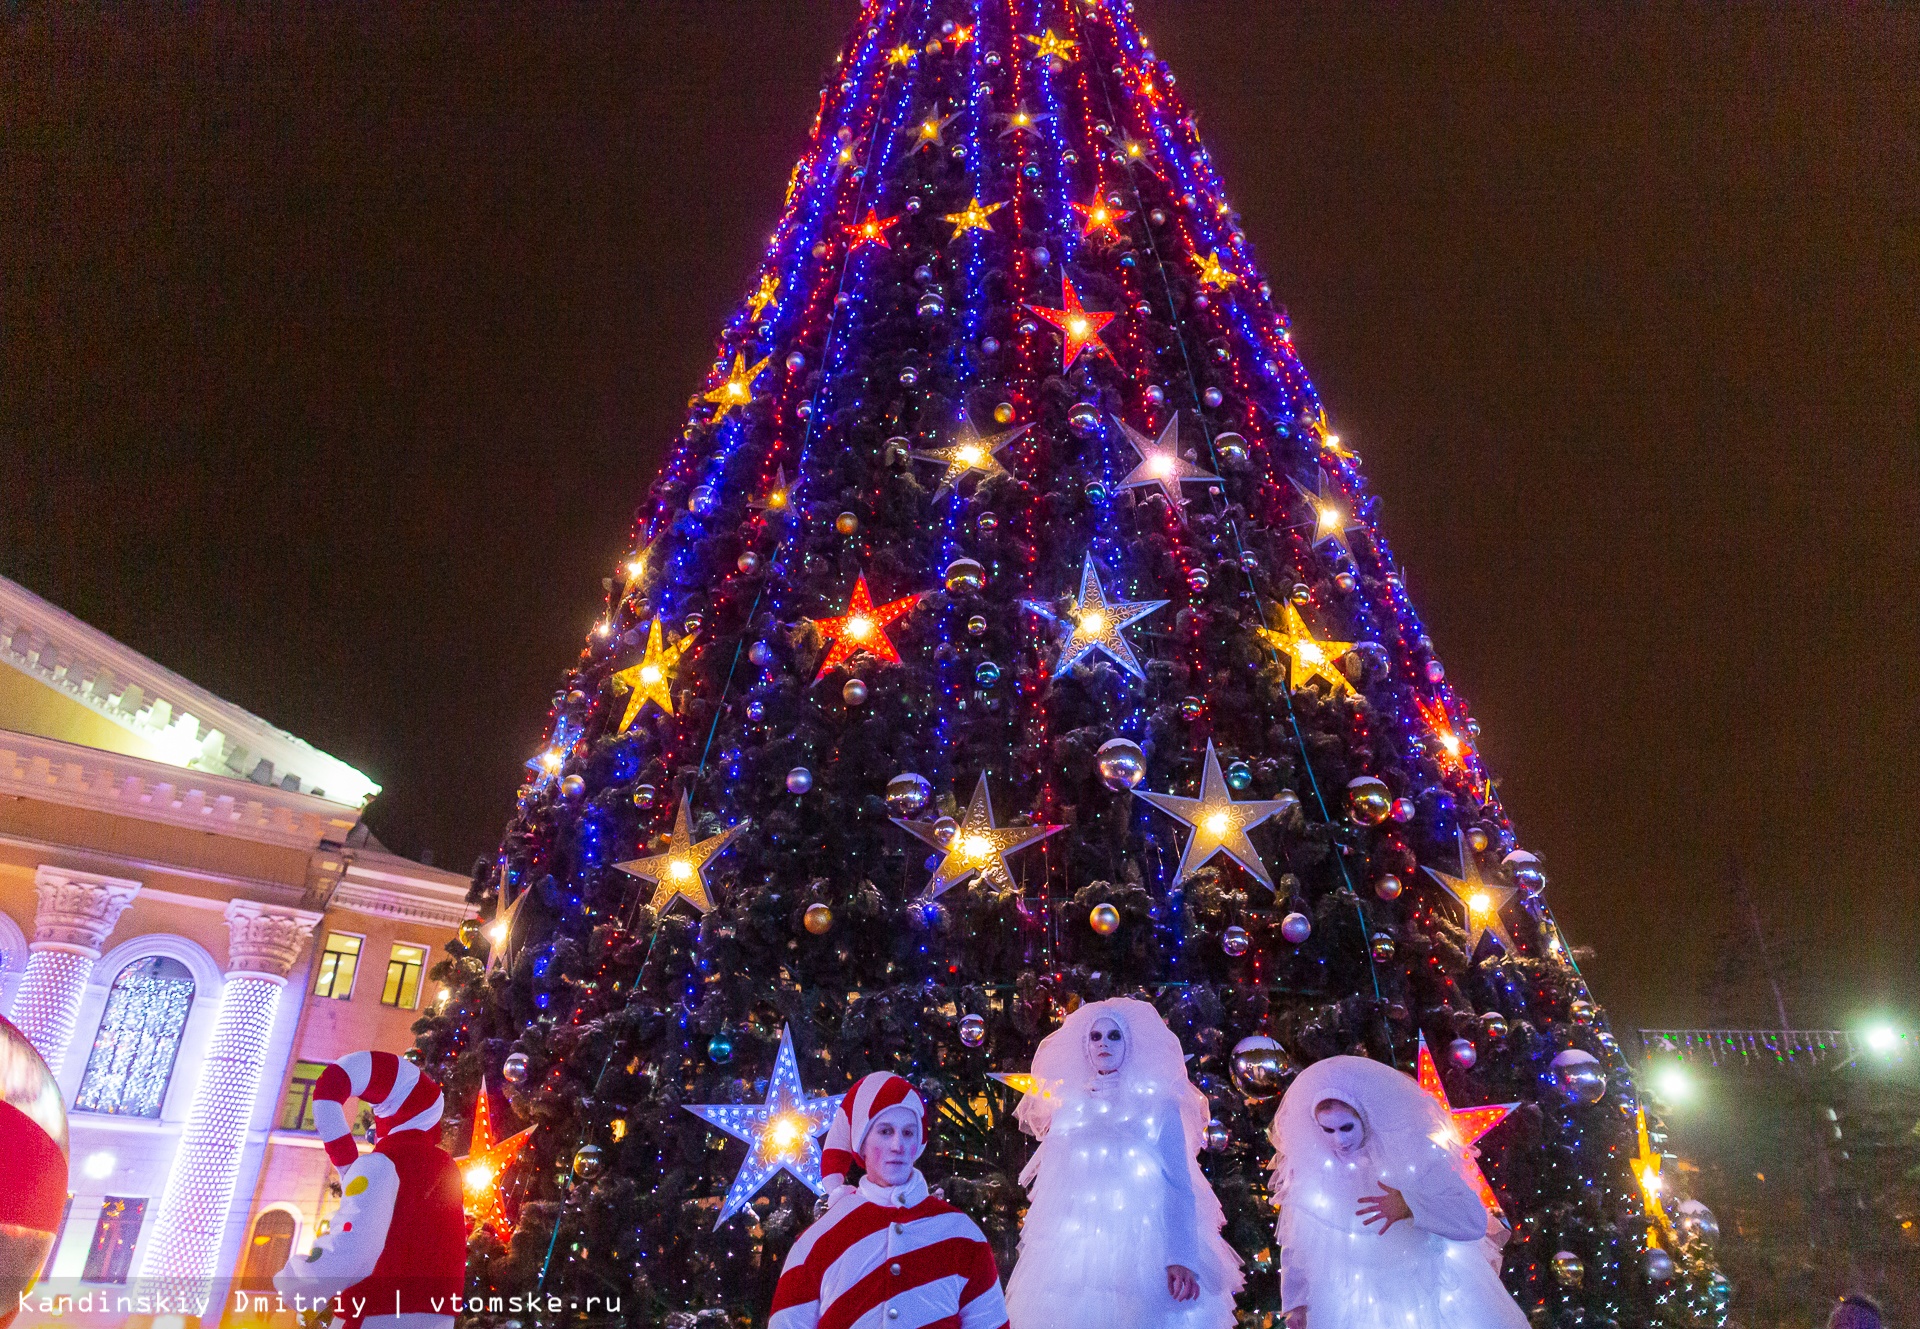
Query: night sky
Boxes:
[{"xmin": 3, "ymin": 3, "xmax": 1915, "ymax": 1033}]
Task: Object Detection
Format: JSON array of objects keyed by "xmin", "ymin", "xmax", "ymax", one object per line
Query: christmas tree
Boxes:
[{"xmin": 417, "ymin": 3, "xmax": 1727, "ymax": 1325}]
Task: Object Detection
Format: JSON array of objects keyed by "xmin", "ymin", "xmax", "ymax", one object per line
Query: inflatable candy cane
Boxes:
[{"xmin": 275, "ymin": 1052, "xmax": 467, "ymax": 1329}]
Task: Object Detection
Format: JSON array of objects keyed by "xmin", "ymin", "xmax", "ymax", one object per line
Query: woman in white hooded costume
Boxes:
[
  {"xmin": 1269, "ymin": 1054, "xmax": 1528, "ymax": 1329},
  {"xmin": 1005, "ymin": 997, "xmax": 1243, "ymax": 1329}
]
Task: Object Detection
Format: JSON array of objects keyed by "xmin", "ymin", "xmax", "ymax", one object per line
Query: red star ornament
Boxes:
[
  {"xmin": 1026, "ymin": 275, "xmax": 1115, "ymax": 370},
  {"xmin": 812, "ymin": 574, "xmax": 922, "ymax": 677},
  {"xmin": 1416, "ymin": 1033, "xmax": 1519, "ymax": 1216},
  {"xmin": 845, "ymin": 207, "xmax": 900, "ymax": 250},
  {"xmin": 458, "ymin": 1077, "xmax": 535, "ymax": 1239}
]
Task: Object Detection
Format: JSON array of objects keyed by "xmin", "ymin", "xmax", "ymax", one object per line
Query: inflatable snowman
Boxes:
[{"xmin": 276, "ymin": 1052, "xmax": 467, "ymax": 1329}]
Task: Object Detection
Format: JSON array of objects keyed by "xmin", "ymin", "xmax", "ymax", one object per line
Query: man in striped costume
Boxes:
[{"xmin": 771, "ymin": 1072, "xmax": 1008, "ymax": 1329}]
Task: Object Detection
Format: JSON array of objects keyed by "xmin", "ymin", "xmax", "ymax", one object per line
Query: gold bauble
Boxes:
[
  {"xmin": 803, "ymin": 903, "xmax": 834, "ymax": 935},
  {"xmin": 1089, "ymin": 903, "xmax": 1122, "ymax": 935}
]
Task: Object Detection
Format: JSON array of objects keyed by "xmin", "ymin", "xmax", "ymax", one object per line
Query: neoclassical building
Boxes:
[{"xmin": 0, "ymin": 574, "xmax": 472, "ymax": 1325}]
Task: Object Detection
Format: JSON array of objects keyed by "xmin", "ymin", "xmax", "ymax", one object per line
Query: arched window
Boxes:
[
  {"xmin": 74, "ymin": 956, "xmax": 194, "ymax": 1117},
  {"xmin": 239, "ymin": 1209, "xmax": 298, "ymax": 1287}
]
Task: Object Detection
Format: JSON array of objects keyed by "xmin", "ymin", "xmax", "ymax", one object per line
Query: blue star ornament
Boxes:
[
  {"xmin": 682, "ymin": 1025, "xmax": 844, "ymax": 1228},
  {"xmin": 1054, "ymin": 555, "xmax": 1167, "ymax": 679}
]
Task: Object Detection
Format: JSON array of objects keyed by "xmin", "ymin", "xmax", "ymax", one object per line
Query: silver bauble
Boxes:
[
  {"xmin": 1221, "ymin": 925, "xmax": 1250, "ymax": 957},
  {"xmin": 1644, "ymin": 1248, "xmax": 1676, "ymax": 1282},
  {"xmin": 1548, "ymin": 1049, "xmax": 1607, "ymax": 1105},
  {"xmin": 1280, "ymin": 912, "xmax": 1312, "ymax": 945},
  {"xmin": 1095, "ymin": 738, "xmax": 1147, "ymax": 790},
  {"xmin": 958, "ymin": 1014, "xmax": 987, "ymax": 1047},
  {"xmin": 1676, "ymin": 1201, "xmax": 1720, "ymax": 1245},
  {"xmin": 944, "ymin": 558, "xmax": 986, "ymax": 594},
  {"xmin": 1345, "ymin": 776, "xmax": 1392, "ymax": 825},
  {"xmin": 786, "ymin": 767, "xmax": 814, "ymax": 794},
  {"xmin": 1448, "ymin": 1037, "xmax": 1478, "ymax": 1070},
  {"xmin": 842, "ymin": 678, "xmax": 869, "ymax": 706},
  {"xmin": 560, "ymin": 774, "xmax": 586, "ymax": 800},
  {"xmin": 502, "ymin": 1051, "xmax": 530, "ymax": 1084},
  {"xmin": 1504, "ymin": 849, "xmax": 1547, "ymax": 894},
  {"xmin": 932, "ymin": 815, "xmax": 959, "ymax": 847},
  {"xmin": 572, "ymin": 1143, "xmax": 605, "ymax": 1181},
  {"xmin": 1203, "ymin": 1119, "xmax": 1231, "ymax": 1152},
  {"xmin": 1374, "ymin": 874, "xmax": 1403, "ymax": 901},
  {"xmin": 886, "ymin": 772, "xmax": 932, "ymax": 815},
  {"xmin": 1229, "ymin": 1035, "xmax": 1292, "ymax": 1099},
  {"xmin": 1551, "ymin": 1251, "xmax": 1585, "ymax": 1288}
]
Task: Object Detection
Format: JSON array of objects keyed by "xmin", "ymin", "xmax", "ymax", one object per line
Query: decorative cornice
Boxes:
[
  {"xmin": 223, "ymin": 899, "xmax": 322, "ymax": 979},
  {"xmin": 31, "ymin": 864, "xmax": 141, "ymax": 953},
  {"xmin": 0, "ymin": 728, "xmax": 360, "ymax": 851},
  {"xmin": 0, "ymin": 574, "xmax": 379, "ymax": 806},
  {"xmin": 328, "ymin": 850, "xmax": 473, "ymax": 928}
]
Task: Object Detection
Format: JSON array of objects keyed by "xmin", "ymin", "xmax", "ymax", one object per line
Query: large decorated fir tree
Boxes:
[{"xmin": 416, "ymin": 3, "xmax": 1726, "ymax": 1325}]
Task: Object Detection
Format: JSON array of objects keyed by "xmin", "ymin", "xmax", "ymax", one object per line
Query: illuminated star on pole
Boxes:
[
  {"xmin": 1258, "ymin": 602, "xmax": 1355, "ymax": 696},
  {"xmin": 1024, "ymin": 29, "xmax": 1079, "ymax": 61},
  {"xmin": 1137, "ymin": 741, "xmax": 1294, "ymax": 891},
  {"xmin": 611, "ymin": 617, "xmax": 690, "ymax": 728},
  {"xmin": 1114, "ymin": 415, "xmax": 1221, "ymax": 503},
  {"xmin": 893, "ymin": 774, "xmax": 1062, "ymax": 899},
  {"xmin": 1054, "ymin": 556, "xmax": 1167, "ymax": 679},
  {"xmin": 912, "ymin": 423, "xmax": 1030, "ymax": 500},
  {"xmin": 746, "ymin": 274, "xmax": 780, "ymax": 320},
  {"xmin": 1415, "ymin": 1033, "xmax": 1519, "ymax": 1215},
  {"xmin": 1027, "ymin": 276, "xmax": 1116, "ymax": 369},
  {"xmin": 845, "ymin": 207, "xmax": 901, "ymax": 250},
  {"xmin": 615, "ymin": 793, "xmax": 748, "ymax": 918},
  {"xmin": 1289, "ymin": 468, "xmax": 1364, "ymax": 553},
  {"xmin": 1630, "ymin": 1106, "xmax": 1672, "ymax": 1233},
  {"xmin": 702, "ymin": 351, "xmax": 772, "ymax": 420},
  {"xmin": 683, "ymin": 1025, "xmax": 844, "ymax": 1229},
  {"xmin": 1422, "ymin": 828, "xmax": 1519, "ymax": 954},
  {"xmin": 812, "ymin": 574, "xmax": 923, "ymax": 675},
  {"xmin": 943, "ymin": 196, "xmax": 1004, "ymax": 239},
  {"xmin": 1071, "ymin": 197, "xmax": 1130, "ymax": 242},
  {"xmin": 458, "ymin": 1077, "xmax": 535, "ymax": 1239}
]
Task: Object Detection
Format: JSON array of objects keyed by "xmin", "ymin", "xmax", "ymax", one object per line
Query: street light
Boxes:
[{"xmin": 1654, "ymin": 1064, "xmax": 1694, "ymax": 1104}]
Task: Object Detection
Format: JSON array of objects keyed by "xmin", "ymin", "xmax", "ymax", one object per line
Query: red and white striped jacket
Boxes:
[{"xmin": 770, "ymin": 1171, "xmax": 1008, "ymax": 1329}]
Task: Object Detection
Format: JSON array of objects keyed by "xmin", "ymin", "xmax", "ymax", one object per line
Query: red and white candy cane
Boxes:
[{"xmin": 313, "ymin": 1051, "xmax": 445, "ymax": 1168}]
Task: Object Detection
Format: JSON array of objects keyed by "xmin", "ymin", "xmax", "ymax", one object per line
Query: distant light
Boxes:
[
  {"xmin": 1864, "ymin": 1025, "xmax": 1900, "ymax": 1055},
  {"xmin": 1655, "ymin": 1064, "xmax": 1694, "ymax": 1103},
  {"xmin": 83, "ymin": 1150, "xmax": 117, "ymax": 1180}
]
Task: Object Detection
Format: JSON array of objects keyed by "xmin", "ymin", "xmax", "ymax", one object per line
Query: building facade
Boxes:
[{"xmin": 0, "ymin": 574, "xmax": 473, "ymax": 1325}]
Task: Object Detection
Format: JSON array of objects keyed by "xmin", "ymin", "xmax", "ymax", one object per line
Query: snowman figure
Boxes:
[{"xmin": 275, "ymin": 1051, "xmax": 468, "ymax": 1329}]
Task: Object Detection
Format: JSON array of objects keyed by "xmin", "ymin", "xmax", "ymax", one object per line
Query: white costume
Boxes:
[
  {"xmin": 1005, "ymin": 998, "xmax": 1242, "ymax": 1329},
  {"xmin": 1269, "ymin": 1055, "xmax": 1528, "ymax": 1329}
]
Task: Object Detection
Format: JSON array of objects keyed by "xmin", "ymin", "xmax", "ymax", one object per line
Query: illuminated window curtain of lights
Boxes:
[
  {"xmin": 7, "ymin": 947, "xmax": 96, "ymax": 1073},
  {"xmin": 141, "ymin": 974, "xmax": 284, "ymax": 1303},
  {"xmin": 81, "ymin": 1197, "xmax": 148, "ymax": 1285},
  {"xmin": 73, "ymin": 956, "xmax": 195, "ymax": 1118}
]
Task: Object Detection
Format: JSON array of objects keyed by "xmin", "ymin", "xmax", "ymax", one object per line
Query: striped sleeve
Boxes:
[{"xmin": 957, "ymin": 1231, "xmax": 1008, "ymax": 1329}]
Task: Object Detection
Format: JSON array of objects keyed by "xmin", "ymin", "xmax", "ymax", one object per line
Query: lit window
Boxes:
[
  {"xmin": 312, "ymin": 933, "xmax": 363, "ymax": 1000},
  {"xmin": 279, "ymin": 1060, "xmax": 330, "ymax": 1132},
  {"xmin": 81, "ymin": 1197, "xmax": 146, "ymax": 1284},
  {"xmin": 74, "ymin": 957, "xmax": 194, "ymax": 1118},
  {"xmin": 380, "ymin": 943, "xmax": 429, "ymax": 1009}
]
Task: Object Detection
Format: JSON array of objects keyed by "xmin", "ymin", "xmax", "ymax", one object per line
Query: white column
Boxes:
[
  {"xmin": 6, "ymin": 866, "xmax": 140, "ymax": 1074},
  {"xmin": 142, "ymin": 900, "xmax": 317, "ymax": 1316}
]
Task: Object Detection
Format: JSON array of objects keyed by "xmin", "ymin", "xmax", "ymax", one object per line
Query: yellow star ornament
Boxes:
[
  {"xmin": 893, "ymin": 774, "xmax": 1061, "ymax": 900},
  {"xmin": 612, "ymin": 618, "xmax": 690, "ymax": 728},
  {"xmin": 1422, "ymin": 828, "xmax": 1519, "ymax": 954},
  {"xmin": 1631, "ymin": 1106, "xmax": 1671, "ymax": 1233},
  {"xmin": 616, "ymin": 793, "xmax": 748, "ymax": 918},
  {"xmin": 1138, "ymin": 741, "xmax": 1295, "ymax": 891},
  {"xmin": 703, "ymin": 352, "xmax": 772, "ymax": 420},
  {"xmin": 1259, "ymin": 603, "xmax": 1355, "ymax": 695},
  {"xmin": 746, "ymin": 274, "xmax": 780, "ymax": 320},
  {"xmin": 944, "ymin": 196, "xmax": 1004, "ymax": 240},
  {"xmin": 912, "ymin": 423, "xmax": 1029, "ymax": 499},
  {"xmin": 1025, "ymin": 29, "xmax": 1079, "ymax": 61}
]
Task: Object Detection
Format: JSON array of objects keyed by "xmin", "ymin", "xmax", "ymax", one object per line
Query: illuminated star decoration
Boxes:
[
  {"xmin": 1053, "ymin": 556, "xmax": 1168, "ymax": 680},
  {"xmin": 484, "ymin": 873, "xmax": 538, "ymax": 974},
  {"xmin": 812, "ymin": 574, "xmax": 923, "ymax": 676},
  {"xmin": 1110, "ymin": 132, "xmax": 1156, "ymax": 169},
  {"xmin": 1072, "ymin": 196, "xmax": 1130, "ymax": 242},
  {"xmin": 748, "ymin": 466, "xmax": 793, "ymax": 515},
  {"xmin": 615, "ymin": 793, "xmax": 748, "ymax": 918},
  {"xmin": 611, "ymin": 617, "xmax": 691, "ymax": 728},
  {"xmin": 893, "ymin": 774, "xmax": 1062, "ymax": 900},
  {"xmin": 1415, "ymin": 1033, "xmax": 1519, "ymax": 1215},
  {"xmin": 1415, "ymin": 697, "xmax": 1478, "ymax": 787},
  {"xmin": 1630, "ymin": 1106, "xmax": 1672, "ymax": 1234},
  {"xmin": 912, "ymin": 422, "xmax": 1030, "ymax": 499},
  {"xmin": 887, "ymin": 42, "xmax": 916, "ymax": 66},
  {"xmin": 702, "ymin": 351, "xmax": 772, "ymax": 420},
  {"xmin": 1289, "ymin": 468, "xmax": 1364, "ymax": 553},
  {"xmin": 683, "ymin": 1025, "xmax": 843, "ymax": 1229},
  {"xmin": 1137, "ymin": 741, "xmax": 1294, "ymax": 891},
  {"xmin": 1114, "ymin": 414, "xmax": 1221, "ymax": 504},
  {"xmin": 458, "ymin": 1077, "xmax": 535, "ymax": 1238},
  {"xmin": 1025, "ymin": 28, "xmax": 1080, "ymax": 61},
  {"xmin": 746, "ymin": 274, "xmax": 780, "ymax": 320},
  {"xmin": 998, "ymin": 102, "xmax": 1051, "ymax": 140},
  {"xmin": 845, "ymin": 207, "xmax": 901, "ymax": 250},
  {"xmin": 1422, "ymin": 828, "xmax": 1519, "ymax": 954},
  {"xmin": 911, "ymin": 108, "xmax": 960, "ymax": 154},
  {"xmin": 1258, "ymin": 602, "xmax": 1355, "ymax": 696},
  {"xmin": 944, "ymin": 195, "xmax": 1004, "ymax": 239},
  {"xmin": 1027, "ymin": 275, "xmax": 1116, "ymax": 370},
  {"xmin": 1196, "ymin": 249, "xmax": 1240, "ymax": 289}
]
